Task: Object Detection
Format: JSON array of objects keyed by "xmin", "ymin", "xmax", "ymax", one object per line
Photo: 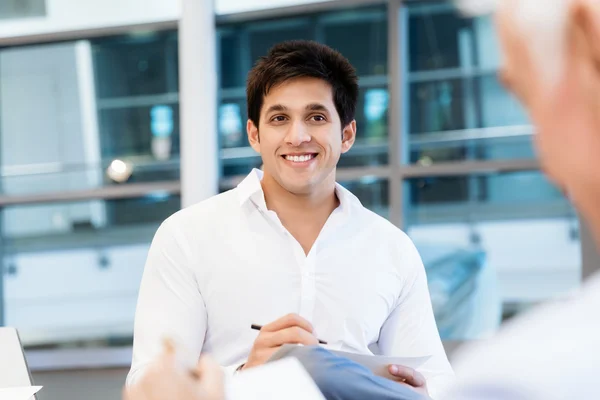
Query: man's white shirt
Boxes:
[{"xmin": 128, "ymin": 169, "xmax": 454, "ymax": 397}]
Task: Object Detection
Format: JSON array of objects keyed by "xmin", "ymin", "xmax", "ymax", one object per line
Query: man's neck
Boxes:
[{"xmin": 260, "ymin": 173, "xmax": 339, "ymax": 228}]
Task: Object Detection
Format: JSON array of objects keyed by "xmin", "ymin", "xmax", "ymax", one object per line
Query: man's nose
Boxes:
[{"xmin": 285, "ymin": 121, "xmax": 311, "ymax": 147}]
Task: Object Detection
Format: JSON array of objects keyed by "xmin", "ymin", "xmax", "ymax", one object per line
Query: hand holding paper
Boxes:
[
  {"xmin": 269, "ymin": 344, "xmax": 431, "ymax": 381},
  {"xmin": 388, "ymin": 364, "xmax": 429, "ymax": 396}
]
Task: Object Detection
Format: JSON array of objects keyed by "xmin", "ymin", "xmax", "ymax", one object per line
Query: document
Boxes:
[
  {"xmin": 0, "ymin": 386, "xmax": 42, "ymax": 400},
  {"xmin": 226, "ymin": 357, "xmax": 325, "ymax": 400},
  {"xmin": 270, "ymin": 344, "xmax": 431, "ymax": 380}
]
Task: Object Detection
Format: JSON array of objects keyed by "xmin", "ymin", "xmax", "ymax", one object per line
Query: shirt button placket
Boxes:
[{"xmin": 298, "ymin": 250, "xmax": 316, "ymax": 321}]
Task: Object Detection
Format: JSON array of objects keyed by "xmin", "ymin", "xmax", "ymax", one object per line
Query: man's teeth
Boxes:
[{"xmin": 285, "ymin": 154, "xmax": 314, "ymax": 162}]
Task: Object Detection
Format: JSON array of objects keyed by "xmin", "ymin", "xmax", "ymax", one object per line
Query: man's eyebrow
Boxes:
[
  {"xmin": 305, "ymin": 103, "xmax": 330, "ymax": 112},
  {"xmin": 264, "ymin": 104, "xmax": 288, "ymax": 114}
]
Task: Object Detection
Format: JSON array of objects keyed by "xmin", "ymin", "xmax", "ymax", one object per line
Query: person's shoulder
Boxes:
[
  {"xmin": 355, "ymin": 205, "xmax": 414, "ymax": 246},
  {"xmin": 163, "ymin": 188, "xmax": 241, "ymax": 230},
  {"xmin": 336, "ymin": 180, "xmax": 414, "ymax": 247},
  {"xmin": 448, "ymin": 272, "xmax": 600, "ymax": 399},
  {"xmin": 354, "ymin": 207, "xmax": 424, "ymax": 279}
]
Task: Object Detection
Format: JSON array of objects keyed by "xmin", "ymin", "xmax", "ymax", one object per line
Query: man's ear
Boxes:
[
  {"xmin": 571, "ymin": 0, "xmax": 600, "ymax": 72},
  {"xmin": 341, "ymin": 120, "xmax": 357, "ymax": 154},
  {"xmin": 247, "ymin": 119, "xmax": 260, "ymax": 153}
]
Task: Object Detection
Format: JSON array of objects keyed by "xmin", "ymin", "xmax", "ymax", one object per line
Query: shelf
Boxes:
[
  {"xmin": 408, "ymin": 200, "xmax": 576, "ymax": 225},
  {"xmin": 1, "ymin": 222, "xmax": 160, "ymax": 255},
  {"xmin": 96, "ymin": 92, "xmax": 179, "ymax": 110},
  {"xmin": 410, "ymin": 125, "xmax": 534, "ymax": 147},
  {"xmin": 408, "ymin": 66, "xmax": 499, "ymax": 83}
]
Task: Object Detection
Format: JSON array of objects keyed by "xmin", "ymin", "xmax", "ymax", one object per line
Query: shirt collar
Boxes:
[
  {"xmin": 237, "ymin": 168, "xmax": 265, "ymax": 207},
  {"xmin": 236, "ymin": 168, "xmax": 361, "ymax": 215}
]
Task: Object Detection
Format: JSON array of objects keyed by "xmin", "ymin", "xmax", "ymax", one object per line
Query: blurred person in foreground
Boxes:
[
  {"xmin": 445, "ymin": 0, "xmax": 600, "ymax": 399},
  {"xmin": 122, "ymin": 341, "xmax": 224, "ymax": 400},
  {"xmin": 124, "ymin": 0, "xmax": 600, "ymax": 398}
]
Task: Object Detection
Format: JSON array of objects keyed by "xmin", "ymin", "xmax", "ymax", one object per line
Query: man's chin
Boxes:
[{"xmin": 280, "ymin": 181, "xmax": 315, "ymax": 196}]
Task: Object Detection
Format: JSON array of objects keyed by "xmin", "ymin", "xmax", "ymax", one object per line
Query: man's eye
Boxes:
[
  {"xmin": 271, "ymin": 116, "xmax": 286, "ymax": 122},
  {"xmin": 311, "ymin": 115, "xmax": 326, "ymax": 122}
]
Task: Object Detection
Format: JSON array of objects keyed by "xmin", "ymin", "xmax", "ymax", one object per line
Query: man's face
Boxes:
[
  {"xmin": 495, "ymin": 0, "xmax": 600, "ymax": 193},
  {"xmin": 247, "ymin": 77, "xmax": 356, "ymax": 195}
]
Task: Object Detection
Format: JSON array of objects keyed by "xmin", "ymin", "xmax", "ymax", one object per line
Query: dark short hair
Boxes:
[{"xmin": 246, "ymin": 40, "xmax": 359, "ymax": 128}]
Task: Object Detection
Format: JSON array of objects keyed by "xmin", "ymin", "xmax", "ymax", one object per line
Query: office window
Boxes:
[
  {"xmin": 400, "ymin": 1, "xmax": 585, "ymax": 341},
  {"xmin": 322, "ymin": 8, "xmax": 388, "ymax": 76},
  {"xmin": 217, "ymin": 5, "xmax": 389, "ymax": 179},
  {"xmin": 97, "ymin": 105, "xmax": 180, "ymax": 182},
  {"xmin": 339, "ymin": 86, "xmax": 389, "ymax": 168},
  {"xmin": 404, "ymin": 171, "xmax": 581, "ymax": 339},
  {"xmin": 405, "ymin": 3, "xmax": 533, "ymax": 165},
  {"xmin": 0, "ymin": 35, "xmax": 180, "ymax": 195},
  {"xmin": 219, "ymin": 30, "xmax": 246, "ymax": 89},
  {"xmin": 93, "ymin": 32, "xmax": 179, "ymax": 98},
  {"xmin": 92, "ymin": 31, "xmax": 181, "ymax": 175},
  {"xmin": 249, "ymin": 19, "xmax": 313, "ymax": 63},
  {"xmin": 339, "ymin": 178, "xmax": 389, "ymax": 219},
  {"xmin": 0, "ymin": 31, "xmax": 181, "ymax": 347}
]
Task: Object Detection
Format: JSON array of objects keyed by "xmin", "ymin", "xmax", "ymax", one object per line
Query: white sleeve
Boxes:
[
  {"xmin": 378, "ymin": 237, "xmax": 455, "ymax": 399},
  {"xmin": 126, "ymin": 217, "xmax": 207, "ymax": 385}
]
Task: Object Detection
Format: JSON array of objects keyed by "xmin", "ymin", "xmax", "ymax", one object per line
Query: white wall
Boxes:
[
  {"xmin": 5, "ymin": 243, "xmax": 148, "ymax": 345},
  {"xmin": 216, "ymin": 0, "xmax": 334, "ymax": 15},
  {"xmin": 0, "ymin": 0, "xmax": 181, "ymax": 39},
  {"xmin": 0, "ymin": 0, "xmax": 339, "ymax": 41},
  {"xmin": 0, "ymin": 42, "xmax": 104, "ymax": 237}
]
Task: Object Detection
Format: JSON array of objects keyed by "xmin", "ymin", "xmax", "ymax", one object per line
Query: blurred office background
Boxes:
[{"xmin": 0, "ymin": 0, "xmax": 596, "ymax": 399}]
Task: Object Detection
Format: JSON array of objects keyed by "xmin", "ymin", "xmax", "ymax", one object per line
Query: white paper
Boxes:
[
  {"xmin": 226, "ymin": 358, "xmax": 325, "ymax": 400},
  {"xmin": 271, "ymin": 344, "xmax": 431, "ymax": 380},
  {"xmin": 0, "ymin": 386, "xmax": 42, "ymax": 400},
  {"xmin": 328, "ymin": 348, "xmax": 431, "ymax": 380}
]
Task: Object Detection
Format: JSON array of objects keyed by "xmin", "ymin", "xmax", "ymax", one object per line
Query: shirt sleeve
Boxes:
[
  {"xmin": 126, "ymin": 217, "xmax": 208, "ymax": 385},
  {"xmin": 377, "ymin": 235, "xmax": 455, "ymax": 399}
]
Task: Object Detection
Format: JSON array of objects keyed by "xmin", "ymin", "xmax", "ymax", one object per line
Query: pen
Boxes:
[{"xmin": 251, "ymin": 324, "xmax": 328, "ymax": 344}]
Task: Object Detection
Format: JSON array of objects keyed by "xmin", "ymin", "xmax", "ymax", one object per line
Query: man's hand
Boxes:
[
  {"xmin": 388, "ymin": 364, "xmax": 429, "ymax": 397},
  {"xmin": 243, "ymin": 313, "xmax": 319, "ymax": 370},
  {"xmin": 123, "ymin": 341, "xmax": 224, "ymax": 400}
]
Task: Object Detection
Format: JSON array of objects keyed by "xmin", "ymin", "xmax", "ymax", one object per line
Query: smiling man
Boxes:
[{"xmin": 127, "ymin": 40, "xmax": 453, "ymax": 399}]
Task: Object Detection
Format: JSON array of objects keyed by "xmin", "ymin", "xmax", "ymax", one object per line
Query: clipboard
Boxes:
[{"xmin": 269, "ymin": 344, "xmax": 431, "ymax": 380}]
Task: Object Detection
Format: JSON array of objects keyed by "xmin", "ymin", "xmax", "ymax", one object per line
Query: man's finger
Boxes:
[
  {"xmin": 388, "ymin": 365, "xmax": 426, "ymax": 387},
  {"xmin": 260, "ymin": 313, "xmax": 314, "ymax": 334},
  {"xmin": 196, "ymin": 355, "xmax": 225, "ymax": 400},
  {"xmin": 262, "ymin": 326, "xmax": 319, "ymax": 348},
  {"xmin": 124, "ymin": 383, "xmax": 149, "ymax": 400},
  {"xmin": 571, "ymin": 0, "xmax": 600, "ymax": 70}
]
